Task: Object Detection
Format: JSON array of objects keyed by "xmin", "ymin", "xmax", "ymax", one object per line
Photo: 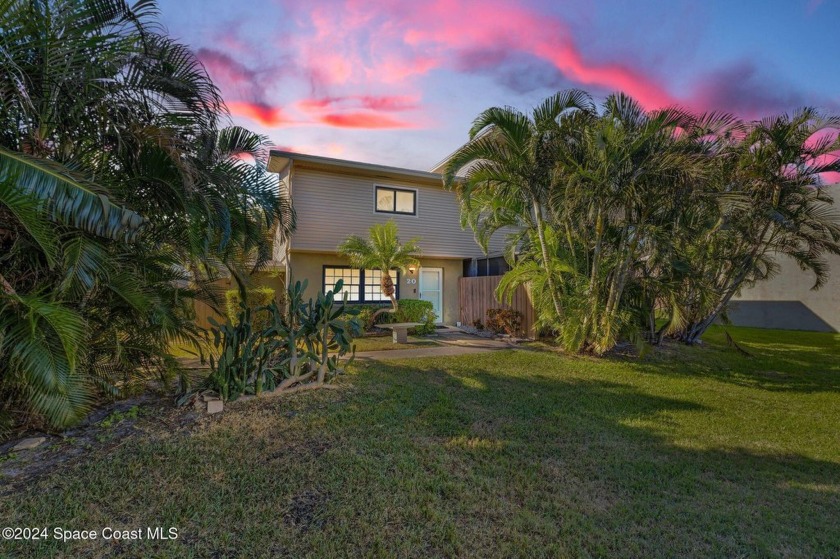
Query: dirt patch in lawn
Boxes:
[
  {"xmin": 0, "ymin": 389, "xmax": 203, "ymax": 495},
  {"xmin": 283, "ymin": 489, "xmax": 329, "ymax": 531}
]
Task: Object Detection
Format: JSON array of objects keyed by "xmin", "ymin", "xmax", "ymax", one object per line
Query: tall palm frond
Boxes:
[{"xmin": 0, "ymin": 148, "xmax": 146, "ymax": 242}]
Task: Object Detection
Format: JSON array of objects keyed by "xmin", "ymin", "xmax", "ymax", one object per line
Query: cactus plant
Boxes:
[
  {"xmin": 207, "ymin": 304, "xmax": 278, "ymax": 401},
  {"xmin": 203, "ymin": 279, "xmax": 362, "ymax": 401}
]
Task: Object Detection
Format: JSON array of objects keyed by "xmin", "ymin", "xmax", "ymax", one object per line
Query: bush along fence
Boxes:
[
  {"xmin": 486, "ymin": 308, "xmax": 524, "ymax": 336},
  {"xmin": 199, "ymin": 279, "xmax": 362, "ymax": 403}
]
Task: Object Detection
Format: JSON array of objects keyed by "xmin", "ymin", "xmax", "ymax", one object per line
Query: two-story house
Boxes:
[
  {"xmin": 266, "ymin": 150, "xmax": 508, "ymax": 324},
  {"xmin": 201, "ymin": 150, "xmax": 837, "ymax": 335}
]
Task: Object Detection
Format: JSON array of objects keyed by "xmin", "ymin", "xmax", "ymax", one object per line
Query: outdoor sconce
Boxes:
[{"xmin": 408, "ymin": 265, "xmax": 416, "ymax": 274}]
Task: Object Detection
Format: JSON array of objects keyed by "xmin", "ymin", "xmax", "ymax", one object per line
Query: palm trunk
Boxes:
[
  {"xmin": 589, "ymin": 207, "xmax": 604, "ymax": 292},
  {"xmin": 370, "ymin": 271, "xmax": 398, "ymax": 323},
  {"xmin": 381, "ymin": 272, "xmax": 397, "ymax": 311},
  {"xmin": 580, "ymin": 206, "xmax": 604, "ymax": 344},
  {"xmin": 604, "ymin": 233, "xmax": 627, "ymax": 316},
  {"xmin": 563, "ymin": 219, "xmax": 577, "ymax": 266},
  {"xmin": 532, "ymin": 199, "xmax": 564, "ymax": 319},
  {"xmin": 606, "ymin": 216, "xmax": 640, "ymax": 318},
  {"xmin": 683, "ymin": 219, "xmax": 775, "ymax": 344}
]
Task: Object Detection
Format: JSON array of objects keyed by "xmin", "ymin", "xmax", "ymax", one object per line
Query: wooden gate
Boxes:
[{"xmin": 458, "ymin": 275, "xmax": 536, "ymax": 337}]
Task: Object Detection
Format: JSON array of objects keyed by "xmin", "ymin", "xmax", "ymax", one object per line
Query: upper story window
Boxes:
[{"xmin": 375, "ymin": 186, "xmax": 416, "ymax": 215}]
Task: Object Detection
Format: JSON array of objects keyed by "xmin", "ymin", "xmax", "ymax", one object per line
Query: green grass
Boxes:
[
  {"xmin": 1, "ymin": 326, "xmax": 838, "ymax": 557},
  {"xmin": 353, "ymin": 334, "xmax": 440, "ymax": 352}
]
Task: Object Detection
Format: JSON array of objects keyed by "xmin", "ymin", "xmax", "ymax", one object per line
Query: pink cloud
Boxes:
[
  {"xmin": 297, "ymin": 95, "xmax": 419, "ymax": 113},
  {"xmin": 205, "ymin": 0, "xmax": 836, "ymax": 140},
  {"xmin": 212, "ymin": 25, "xmax": 252, "ymax": 55},
  {"xmin": 228, "ymin": 99, "xmax": 420, "ymax": 130},
  {"xmin": 277, "ymin": 0, "xmax": 839, "ymax": 119},
  {"xmin": 810, "ymin": 150, "xmax": 840, "ymax": 184},
  {"xmin": 821, "ymin": 171, "xmax": 840, "ymax": 183},
  {"xmin": 401, "ymin": 0, "xmax": 675, "ymax": 107},
  {"xmin": 805, "ymin": 129, "xmax": 840, "ymax": 150},
  {"xmin": 283, "ymin": 0, "xmax": 675, "ymax": 109},
  {"xmin": 683, "ymin": 61, "xmax": 832, "ymax": 119},
  {"xmin": 197, "ymin": 48, "xmax": 259, "ymax": 90},
  {"xmin": 318, "ymin": 112, "xmax": 415, "ymax": 128},
  {"xmin": 227, "ymin": 101, "xmax": 294, "ymax": 127}
]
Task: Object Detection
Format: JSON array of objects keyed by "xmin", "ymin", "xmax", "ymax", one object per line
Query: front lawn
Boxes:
[{"xmin": 1, "ymin": 326, "xmax": 838, "ymax": 557}]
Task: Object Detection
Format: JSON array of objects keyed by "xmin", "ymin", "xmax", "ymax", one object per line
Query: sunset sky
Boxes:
[{"xmin": 158, "ymin": 0, "xmax": 840, "ymax": 170}]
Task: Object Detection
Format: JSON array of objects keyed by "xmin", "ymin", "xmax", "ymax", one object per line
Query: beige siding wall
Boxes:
[
  {"xmin": 288, "ymin": 251, "xmax": 463, "ymax": 324},
  {"xmin": 731, "ymin": 184, "xmax": 840, "ymax": 332},
  {"xmin": 289, "ymin": 167, "xmax": 506, "ymax": 257}
]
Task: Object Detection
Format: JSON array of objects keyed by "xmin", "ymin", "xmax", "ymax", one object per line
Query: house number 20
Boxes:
[{"xmin": 406, "ymin": 278, "xmax": 417, "ymax": 284}]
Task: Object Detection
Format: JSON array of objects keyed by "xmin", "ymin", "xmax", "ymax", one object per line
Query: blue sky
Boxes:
[{"xmin": 158, "ymin": 0, "xmax": 840, "ymax": 169}]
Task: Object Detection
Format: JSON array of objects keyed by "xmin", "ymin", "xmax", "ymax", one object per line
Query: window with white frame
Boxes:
[{"xmin": 323, "ymin": 267, "xmax": 399, "ymax": 303}]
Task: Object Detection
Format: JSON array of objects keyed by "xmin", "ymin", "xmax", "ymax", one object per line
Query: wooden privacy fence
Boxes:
[
  {"xmin": 193, "ymin": 300, "xmax": 227, "ymax": 330},
  {"xmin": 459, "ymin": 275, "xmax": 536, "ymax": 338}
]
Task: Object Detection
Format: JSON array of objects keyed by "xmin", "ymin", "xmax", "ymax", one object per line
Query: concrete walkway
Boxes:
[
  {"xmin": 177, "ymin": 329, "xmax": 523, "ymax": 366},
  {"xmin": 355, "ymin": 330, "xmax": 520, "ymax": 361}
]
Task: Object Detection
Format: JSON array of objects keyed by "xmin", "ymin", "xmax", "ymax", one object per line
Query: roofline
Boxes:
[
  {"xmin": 268, "ymin": 150, "xmax": 444, "ymax": 184},
  {"xmin": 429, "ymin": 143, "xmax": 465, "ymax": 174}
]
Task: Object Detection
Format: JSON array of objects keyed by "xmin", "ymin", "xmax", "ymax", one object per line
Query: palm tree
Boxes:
[
  {"xmin": 549, "ymin": 94, "xmax": 711, "ymax": 352},
  {"xmin": 338, "ymin": 220, "xmax": 421, "ymax": 313},
  {"xmin": 0, "ymin": 0, "xmax": 293, "ymax": 435},
  {"xmin": 443, "ymin": 89, "xmax": 596, "ymax": 321},
  {"xmin": 676, "ymin": 108, "xmax": 840, "ymax": 343}
]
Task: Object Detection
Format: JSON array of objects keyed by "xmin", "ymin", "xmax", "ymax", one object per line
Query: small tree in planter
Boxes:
[{"xmin": 338, "ymin": 220, "xmax": 421, "ymax": 320}]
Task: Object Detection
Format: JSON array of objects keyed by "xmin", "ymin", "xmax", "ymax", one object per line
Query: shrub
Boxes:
[
  {"xmin": 225, "ymin": 287, "xmax": 276, "ymax": 330},
  {"xmin": 398, "ymin": 300, "xmax": 437, "ymax": 336},
  {"xmin": 472, "ymin": 319, "xmax": 484, "ymax": 330},
  {"xmin": 346, "ymin": 304, "xmax": 391, "ymax": 330},
  {"xmin": 394, "ymin": 299, "xmax": 434, "ymax": 323},
  {"xmin": 413, "ymin": 308, "xmax": 437, "ymax": 336},
  {"xmin": 486, "ymin": 308, "xmax": 523, "ymax": 336}
]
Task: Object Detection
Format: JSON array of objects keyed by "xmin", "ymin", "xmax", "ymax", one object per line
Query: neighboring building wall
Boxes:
[
  {"xmin": 289, "ymin": 167, "xmax": 505, "ymax": 258},
  {"xmin": 729, "ymin": 252, "xmax": 840, "ymax": 332},
  {"xmin": 730, "ymin": 184, "xmax": 840, "ymax": 332},
  {"xmin": 193, "ymin": 271, "xmax": 286, "ymax": 329},
  {"xmin": 288, "ymin": 251, "xmax": 463, "ymax": 324}
]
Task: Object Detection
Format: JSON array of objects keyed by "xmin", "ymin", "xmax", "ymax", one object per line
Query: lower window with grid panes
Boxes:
[{"xmin": 323, "ymin": 267, "xmax": 398, "ymax": 303}]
